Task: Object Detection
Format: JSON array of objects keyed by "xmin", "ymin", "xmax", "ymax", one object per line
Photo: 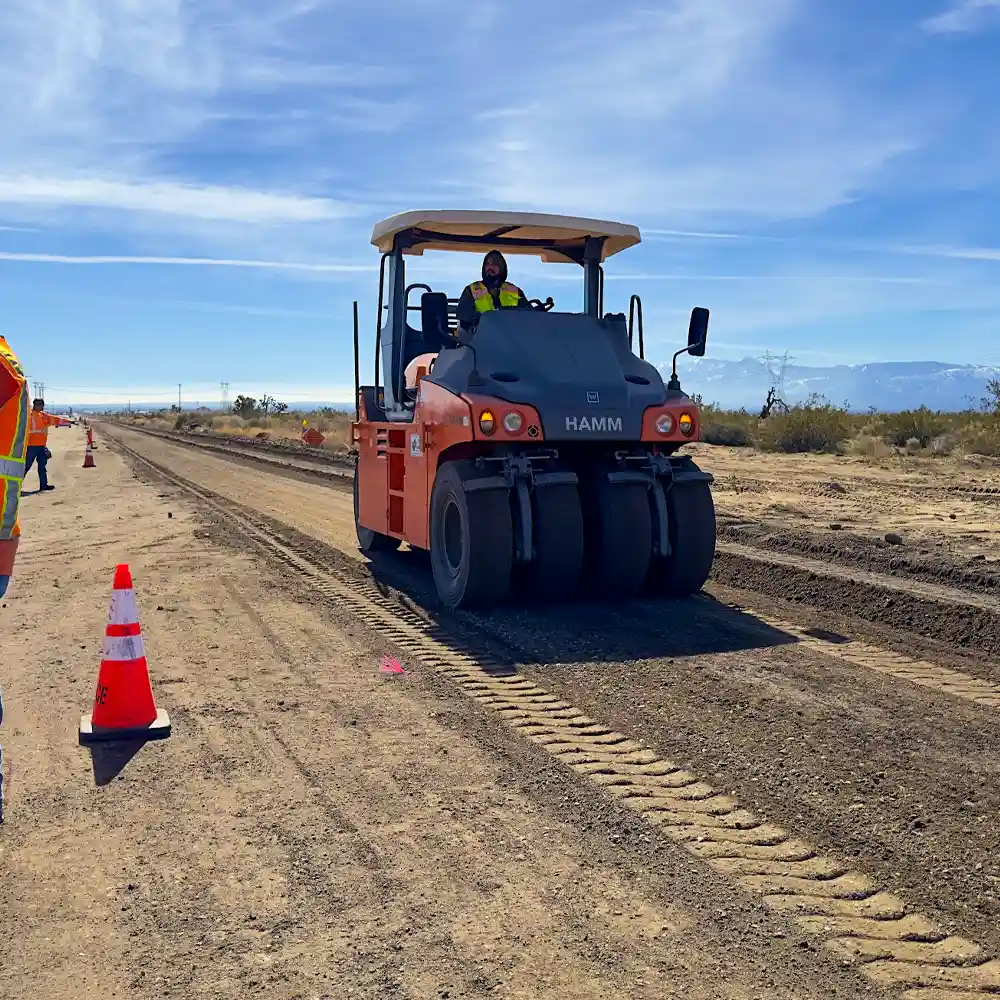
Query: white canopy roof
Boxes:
[{"xmin": 370, "ymin": 210, "xmax": 641, "ymax": 263}]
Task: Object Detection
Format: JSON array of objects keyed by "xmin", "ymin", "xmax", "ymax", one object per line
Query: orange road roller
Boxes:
[{"xmin": 351, "ymin": 210, "xmax": 715, "ymax": 609}]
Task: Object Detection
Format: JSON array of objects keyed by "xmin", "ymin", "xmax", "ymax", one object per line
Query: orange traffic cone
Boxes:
[
  {"xmin": 79, "ymin": 564, "xmax": 171, "ymax": 744},
  {"xmin": 87, "ymin": 426, "xmax": 97, "ymax": 450},
  {"xmin": 83, "ymin": 441, "xmax": 96, "ymax": 468}
]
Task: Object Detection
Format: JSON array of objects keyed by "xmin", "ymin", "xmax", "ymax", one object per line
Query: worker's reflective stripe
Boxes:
[
  {"xmin": 11, "ymin": 389, "xmax": 28, "ymax": 459},
  {"xmin": 471, "ymin": 281, "xmax": 522, "ymax": 312},
  {"xmin": 0, "ymin": 456, "xmax": 25, "ymax": 477},
  {"xmin": 101, "ymin": 633, "xmax": 146, "ymax": 663},
  {"xmin": 0, "ymin": 476, "xmax": 20, "ymax": 539}
]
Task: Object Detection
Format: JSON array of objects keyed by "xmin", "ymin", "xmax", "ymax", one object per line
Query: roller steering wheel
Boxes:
[{"xmin": 528, "ymin": 297, "xmax": 555, "ymax": 312}]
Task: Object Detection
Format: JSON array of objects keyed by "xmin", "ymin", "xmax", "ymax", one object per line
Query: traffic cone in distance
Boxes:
[
  {"xmin": 79, "ymin": 563, "xmax": 171, "ymax": 745},
  {"xmin": 83, "ymin": 441, "xmax": 96, "ymax": 468},
  {"xmin": 87, "ymin": 425, "xmax": 97, "ymax": 449}
]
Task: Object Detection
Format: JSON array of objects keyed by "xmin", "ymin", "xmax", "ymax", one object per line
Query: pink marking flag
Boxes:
[{"xmin": 379, "ymin": 655, "xmax": 405, "ymax": 675}]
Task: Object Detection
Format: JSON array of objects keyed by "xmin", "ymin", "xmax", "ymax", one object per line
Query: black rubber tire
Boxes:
[
  {"xmin": 581, "ymin": 477, "xmax": 652, "ymax": 599},
  {"xmin": 648, "ymin": 479, "xmax": 716, "ymax": 596},
  {"xmin": 429, "ymin": 462, "xmax": 513, "ymax": 609},
  {"xmin": 524, "ymin": 484, "xmax": 585, "ymax": 601},
  {"xmin": 354, "ymin": 464, "xmax": 401, "ymax": 554}
]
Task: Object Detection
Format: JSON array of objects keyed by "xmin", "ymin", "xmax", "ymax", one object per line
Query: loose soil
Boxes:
[
  {"xmin": 1, "ymin": 426, "xmax": 886, "ymax": 999},
  {"xmin": 96, "ymin": 426, "xmax": 1000, "ymax": 963}
]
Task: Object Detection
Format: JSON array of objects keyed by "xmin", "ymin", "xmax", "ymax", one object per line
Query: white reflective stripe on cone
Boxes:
[
  {"xmin": 102, "ymin": 633, "xmax": 146, "ymax": 662},
  {"xmin": 108, "ymin": 588, "xmax": 140, "ymax": 626}
]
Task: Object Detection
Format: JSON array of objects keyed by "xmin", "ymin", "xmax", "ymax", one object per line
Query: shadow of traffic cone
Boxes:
[
  {"xmin": 79, "ymin": 564, "xmax": 170, "ymax": 745},
  {"xmin": 83, "ymin": 440, "xmax": 96, "ymax": 468}
]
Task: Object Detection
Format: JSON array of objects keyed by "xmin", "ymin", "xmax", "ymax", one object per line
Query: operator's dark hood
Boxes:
[{"xmin": 482, "ymin": 250, "xmax": 507, "ymax": 288}]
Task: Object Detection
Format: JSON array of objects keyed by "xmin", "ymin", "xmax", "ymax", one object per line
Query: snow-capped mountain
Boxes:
[{"xmin": 665, "ymin": 358, "xmax": 1000, "ymax": 413}]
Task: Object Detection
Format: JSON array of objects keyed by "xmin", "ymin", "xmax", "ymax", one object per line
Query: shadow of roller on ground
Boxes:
[{"xmin": 363, "ymin": 546, "xmax": 800, "ymax": 665}]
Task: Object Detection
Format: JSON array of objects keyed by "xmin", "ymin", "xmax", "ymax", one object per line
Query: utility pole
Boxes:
[
  {"xmin": 177, "ymin": 384, "xmax": 182, "ymax": 411},
  {"xmin": 758, "ymin": 350, "xmax": 795, "ymax": 392},
  {"xmin": 32, "ymin": 379, "xmax": 45, "ymax": 400},
  {"xmin": 221, "ymin": 381, "xmax": 230, "ymax": 413}
]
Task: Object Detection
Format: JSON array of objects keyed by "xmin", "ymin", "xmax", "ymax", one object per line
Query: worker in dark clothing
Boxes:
[{"xmin": 456, "ymin": 250, "xmax": 530, "ymax": 330}]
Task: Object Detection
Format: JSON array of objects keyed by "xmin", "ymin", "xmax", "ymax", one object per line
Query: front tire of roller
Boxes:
[
  {"xmin": 524, "ymin": 484, "xmax": 584, "ymax": 602},
  {"xmin": 582, "ymin": 477, "xmax": 652, "ymax": 599},
  {"xmin": 430, "ymin": 462, "xmax": 513, "ymax": 610},
  {"xmin": 354, "ymin": 463, "xmax": 401, "ymax": 554},
  {"xmin": 648, "ymin": 478, "xmax": 716, "ymax": 596}
]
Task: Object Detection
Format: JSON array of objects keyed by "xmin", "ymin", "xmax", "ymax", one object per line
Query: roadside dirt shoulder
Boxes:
[
  {"xmin": 97, "ymin": 421, "xmax": 1000, "ymax": 992},
  {"xmin": 0, "ymin": 433, "xmax": 853, "ymax": 998}
]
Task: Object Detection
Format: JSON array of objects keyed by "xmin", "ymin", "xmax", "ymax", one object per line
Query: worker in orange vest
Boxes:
[
  {"xmin": 0, "ymin": 334, "xmax": 28, "ymax": 824},
  {"xmin": 0, "ymin": 335, "xmax": 27, "ymax": 598},
  {"xmin": 26, "ymin": 397, "xmax": 59, "ymax": 492}
]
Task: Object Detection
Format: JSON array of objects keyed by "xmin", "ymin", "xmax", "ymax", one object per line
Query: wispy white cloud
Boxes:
[
  {"xmin": 921, "ymin": 0, "xmax": 1000, "ymax": 35},
  {"xmin": 0, "ymin": 176, "xmax": 357, "ymax": 224},
  {"xmin": 896, "ymin": 243, "xmax": 1000, "ymax": 262},
  {"xmin": 451, "ymin": 0, "xmax": 918, "ymax": 221},
  {"xmin": 644, "ymin": 229, "xmax": 775, "ymax": 241},
  {"xmin": 0, "ymin": 0, "xmax": 394, "ymax": 244},
  {"xmin": 0, "ymin": 250, "xmax": 373, "ymax": 272},
  {"xmin": 603, "ymin": 273, "xmax": 941, "ymax": 284},
  {"xmin": 637, "ymin": 227, "xmax": 1000, "ymax": 264}
]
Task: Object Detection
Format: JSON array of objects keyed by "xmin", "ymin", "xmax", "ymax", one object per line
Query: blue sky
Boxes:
[{"xmin": 2, "ymin": 0, "xmax": 1000, "ymax": 407}]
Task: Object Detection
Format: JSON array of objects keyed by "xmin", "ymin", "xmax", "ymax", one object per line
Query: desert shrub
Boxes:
[
  {"xmin": 701, "ymin": 407, "xmax": 755, "ymax": 447},
  {"xmin": 173, "ymin": 412, "xmax": 198, "ymax": 431},
  {"xmin": 847, "ymin": 433, "xmax": 893, "ymax": 459},
  {"xmin": 881, "ymin": 406, "xmax": 948, "ymax": 448},
  {"xmin": 904, "ymin": 436, "xmax": 922, "ymax": 455},
  {"xmin": 756, "ymin": 396, "xmax": 853, "ymax": 453},
  {"xmin": 929, "ymin": 433, "xmax": 957, "ymax": 456},
  {"xmin": 702, "ymin": 422, "xmax": 754, "ymax": 447},
  {"xmin": 956, "ymin": 420, "xmax": 1000, "ymax": 457}
]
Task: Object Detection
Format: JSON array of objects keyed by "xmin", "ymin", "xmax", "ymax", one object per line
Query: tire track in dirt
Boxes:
[
  {"xmin": 713, "ymin": 545, "xmax": 1000, "ymax": 660},
  {"xmin": 106, "ymin": 422, "xmax": 1000, "ymax": 662},
  {"xmin": 107, "ymin": 432, "xmax": 1000, "ymax": 1000},
  {"xmin": 717, "ymin": 521, "xmax": 1000, "ymax": 599},
  {"xmin": 162, "ymin": 551, "xmax": 796, "ymax": 996},
  {"xmin": 743, "ymin": 610, "xmax": 1000, "ymax": 709}
]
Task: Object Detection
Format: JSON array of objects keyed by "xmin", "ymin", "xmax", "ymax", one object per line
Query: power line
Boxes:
[{"xmin": 42, "ymin": 385, "xmax": 183, "ymax": 397}]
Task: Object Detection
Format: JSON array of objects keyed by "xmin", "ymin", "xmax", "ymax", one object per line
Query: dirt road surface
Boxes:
[{"xmin": 2, "ymin": 422, "xmax": 999, "ymax": 999}]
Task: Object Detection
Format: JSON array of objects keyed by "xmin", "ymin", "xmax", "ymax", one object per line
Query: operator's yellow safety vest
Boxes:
[
  {"xmin": 470, "ymin": 280, "xmax": 522, "ymax": 312},
  {"xmin": 0, "ymin": 335, "xmax": 28, "ymax": 548}
]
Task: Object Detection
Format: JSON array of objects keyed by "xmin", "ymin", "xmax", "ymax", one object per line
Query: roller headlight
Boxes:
[{"xmin": 503, "ymin": 411, "xmax": 523, "ymax": 434}]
